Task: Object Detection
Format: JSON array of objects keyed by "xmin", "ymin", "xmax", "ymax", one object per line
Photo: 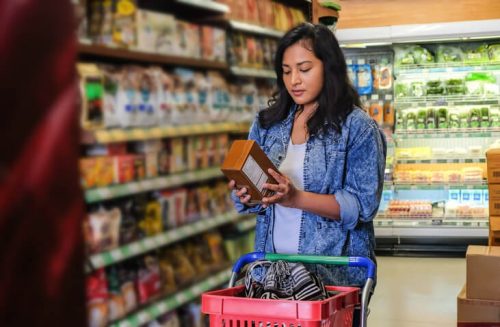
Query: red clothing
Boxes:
[{"xmin": 0, "ymin": 1, "xmax": 86, "ymax": 325}]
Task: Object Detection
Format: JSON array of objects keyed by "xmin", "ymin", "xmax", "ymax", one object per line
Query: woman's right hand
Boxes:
[{"xmin": 228, "ymin": 180, "xmax": 252, "ymax": 205}]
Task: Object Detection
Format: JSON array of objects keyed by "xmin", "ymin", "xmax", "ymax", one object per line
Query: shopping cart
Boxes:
[{"xmin": 202, "ymin": 252, "xmax": 375, "ymax": 327}]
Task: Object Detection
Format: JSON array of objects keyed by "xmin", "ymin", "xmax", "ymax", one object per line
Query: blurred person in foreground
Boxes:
[
  {"xmin": 229, "ymin": 23, "xmax": 386, "ymax": 326},
  {"xmin": 0, "ymin": 1, "xmax": 86, "ymax": 326}
]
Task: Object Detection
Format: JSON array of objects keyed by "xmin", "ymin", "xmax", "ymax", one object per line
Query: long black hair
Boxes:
[{"xmin": 259, "ymin": 23, "xmax": 361, "ymax": 135}]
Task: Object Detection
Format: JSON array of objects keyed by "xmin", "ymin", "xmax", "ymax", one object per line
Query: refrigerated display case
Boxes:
[{"xmin": 341, "ymin": 36, "xmax": 500, "ymax": 253}]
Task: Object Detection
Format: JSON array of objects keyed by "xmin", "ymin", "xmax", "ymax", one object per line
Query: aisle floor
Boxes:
[{"xmin": 368, "ymin": 256, "xmax": 465, "ymax": 327}]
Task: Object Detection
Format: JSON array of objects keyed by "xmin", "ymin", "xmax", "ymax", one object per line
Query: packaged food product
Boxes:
[
  {"xmin": 347, "ymin": 64, "xmax": 357, "ymax": 87},
  {"xmin": 426, "ymin": 80, "xmax": 445, "ymax": 95},
  {"xmin": 119, "ymin": 200, "xmax": 140, "ymax": 245},
  {"xmin": 117, "ymin": 262, "xmax": 138, "ymax": 313},
  {"xmin": 437, "ymin": 108, "xmax": 448, "ymax": 129},
  {"xmin": 136, "ymin": 255, "xmax": 162, "ymax": 304},
  {"xmin": 369, "ymin": 101, "xmax": 383, "ymax": 125},
  {"xmin": 158, "ymin": 256, "xmax": 177, "ymax": 294},
  {"xmin": 489, "ymin": 44, "xmax": 500, "ymax": 61},
  {"xmin": 114, "ymin": 154, "xmax": 145, "ymax": 184},
  {"xmin": 411, "ymin": 82, "xmax": 425, "ymax": 97},
  {"xmin": 136, "ymin": 10, "xmax": 176, "ymax": 54},
  {"xmin": 106, "ymin": 266, "xmax": 126, "ymax": 321},
  {"xmin": 469, "ymin": 107, "xmax": 481, "ymax": 128},
  {"xmin": 383, "ymin": 102, "xmax": 394, "ymax": 126},
  {"xmin": 463, "ymin": 43, "xmax": 490, "ymax": 63},
  {"xmin": 356, "ymin": 64, "xmax": 373, "ymax": 95},
  {"xmin": 426, "ymin": 108, "xmax": 436, "ymax": 129},
  {"xmin": 416, "ymin": 109, "xmax": 427, "ymax": 129},
  {"xmin": 480, "ymin": 107, "xmax": 490, "ymax": 127},
  {"xmin": 80, "ymin": 157, "xmax": 115, "ymax": 189},
  {"xmin": 112, "ymin": 0, "xmax": 137, "ymax": 48},
  {"xmin": 78, "ymin": 64, "xmax": 105, "ymax": 130},
  {"xmin": 395, "ymin": 82, "xmax": 410, "ymax": 98},
  {"xmin": 138, "ymin": 201, "xmax": 163, "ymax": 236},
  {"xmin": 436, "ymin": 45, "xmax": 464, "ymax": 63},
  {"xmin": 84, "ymin": 207, "xmax": 122, "ymax": 254},
  {"xmin": 100, "ymin": 65, "xmax": 121, "ymax": 128},
  {"xmin": 86, "ymin": 268, "xmax": 109, "ymax": 327},
  {"xmin": 445, "ymin": 78, "xmax": 466, "ymax": 95},
  {"xmin": 394, "ymin": 45, "xmax": 434, "ymax": 65},
  {"xmin": 163, "ymin": 245, "xmax": 196, "ymax": 286},
  {"xmin": 379, "ymin": 65, "xmax": 392, "ymax": 89}
]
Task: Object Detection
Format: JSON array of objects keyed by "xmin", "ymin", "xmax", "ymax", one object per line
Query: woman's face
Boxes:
[{"xmin": 282, "ymin": 40, "xmax": 324, "ymax": 109}]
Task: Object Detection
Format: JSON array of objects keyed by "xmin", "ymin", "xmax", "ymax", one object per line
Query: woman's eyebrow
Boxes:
[{"xmin": 282, "ymin": 61, "xmax": 313, "ymax": 67}]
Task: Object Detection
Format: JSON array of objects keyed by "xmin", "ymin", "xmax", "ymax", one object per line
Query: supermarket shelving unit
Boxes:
[{"xmin": 78, "ymin": 0, "xmax": 310, "ymax": 325}]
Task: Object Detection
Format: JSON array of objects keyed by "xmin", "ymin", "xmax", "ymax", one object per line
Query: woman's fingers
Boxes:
[
  {"xmin": 267, "ymin": 168, "xmax": 286, "ymax": 183},
  {"xmin": 228, "ymin": 180, "xmax": 236, "ymax": 189},
  {"xmin": 235, "ymin": 187, "xmax": 248, "ymax": 197},
  {"xmin": 240, "ymin": 194, "xmax": 251, "ymax": 204}
]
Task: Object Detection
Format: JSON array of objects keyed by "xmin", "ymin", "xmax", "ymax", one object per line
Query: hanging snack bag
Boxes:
[{"xmin": 116, "ymin": 66, "xmax": 140, "ymax": 127}]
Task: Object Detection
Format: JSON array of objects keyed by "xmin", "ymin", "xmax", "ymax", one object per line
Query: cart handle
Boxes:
[{"xmin": 232, "ymin": 252, "xmax": 375, "ymax": 279}]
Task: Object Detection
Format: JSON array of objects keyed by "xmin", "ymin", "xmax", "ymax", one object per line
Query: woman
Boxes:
[{"xmin": 229, "ymin": 23, "xmax": 386, "ymax": 289}]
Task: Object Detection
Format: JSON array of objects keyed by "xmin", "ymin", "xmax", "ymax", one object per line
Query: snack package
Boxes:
[
  {"xmin": 80, "ymin": 156, "xmax": 115, "ymax": 189},
  {"xmin": 86, "ymin": 269, "xmax": 109, "ymax": 327},
  {"xmin": 194, "ymin": 72, "xmax": 211, "ymax": 122},
  {"xmin": 117, "ymin": 262, "xmax": 138, "ymax": 313},
  {"xmin": 175, "ymin": 20, "xmax": 200, "ymax": 58},
  {"xmin": 119, "ymin": 200, "xmax": 140, "ymax": 245},
  {"xmin": 106, "ymin": 266, "xmax": 126, "ymax": 321},
  {"xmin": 112, "ymin": 0, "xmax": 137, "ymax": 48},
  {"xmin": 169, "ymin": 138, "xmax": 186, "ymax": 173},
  {"xmin": 136, "ymin": 69, "xmax": 158, "ymax": 127},
  {"xmin": 158, "ymin": 256, "xmax": 177, "ymax": 294},
  {"xmin": 116, "ymin": 66, "xmax": 141, "ymax": 127},
  {"xmin": 185, "ymin": 188, "xmax": 200, "ymax": 223},
  {"xmin": 136, "ymin": 255, "xmax": 162, "ymax": 304},
  {"xmin": 114, "ymin": 154, "xmax": 145, "ymax": 184},
  {"xmin": 437, "ymin": 107, "xmax": 448, "ymax": 129},
  {"xmin": 84, "ymin": 207, "xmax": 122, "ymax": 254},
  {"xmin": 163, "ymin": 245, "xmax": 196, "ymax": 286},
  {"xmin": 99, "ymin": 65, "xmax": 121, "ymax": 128},
  {"xmin": 184, "ymin": 240, "xmax": 210, "ymax": 274},
  {"xmin": 383, "ymin": 101, "xmax": 394, "ymax": 127},
  {"xmin": 138, "ymin": 200, "xmax": 163, "ymax": 236},
  {"xmin": 78, "ymin": 64, "xmax": 105, "ymax": 130},
  {"xmin": 204, "ymin": 231, "xmax": 226, "ymax": 266},
  {"xmin": 136, "ymin": 10, "xmax": 176, "ymax": 53},
  {"xmin": 379, "ymin": 65, "xmax": 393, "ymax": 89}
]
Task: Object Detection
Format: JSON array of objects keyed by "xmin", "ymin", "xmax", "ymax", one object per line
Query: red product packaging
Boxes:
[
  {"xmin": 86, "ymin": 268, "xmax": 110, "ymax": 327},
  {"xmin": 136, "ymin": 255, "xmax": 162, "ymax": 304},
  {"xmin": 114, "ymin": 155, "xmax": 145, "ymax": 183}
]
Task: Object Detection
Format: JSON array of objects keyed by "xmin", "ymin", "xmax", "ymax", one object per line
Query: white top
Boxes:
[{"xmin": 273, "ymin": 139, "xmax": 306, "ymax": 254}]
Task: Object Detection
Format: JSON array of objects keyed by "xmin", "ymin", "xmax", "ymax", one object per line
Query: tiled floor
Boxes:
[{"xmin": 368, "ymin": 256, "xmax": 465, "ymax": 327}]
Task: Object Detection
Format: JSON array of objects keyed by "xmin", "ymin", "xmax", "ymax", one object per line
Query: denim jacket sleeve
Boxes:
[
  {"xmin": 334, "ymin": 117, "xmax": 387, "ymax": 230},
  {"xmin": 230, "ymin": 117, "xmax": 267, "ymax": 214}
]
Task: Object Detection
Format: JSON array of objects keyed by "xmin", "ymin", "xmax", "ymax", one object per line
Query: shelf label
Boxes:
[
  {"xmin": 110, "ymin": 249, "xmax": 124, "ymax": 261},
  {"xmin": 138, "ymin": 312, "xmax": 149, "ymax": 324},
  {"xmin": 143, "ymin": 238, "xmax": 155, "ymax": 249},
  {"xmin": 129, "ymin": 242, "xmax": 141, "ymax": 255}
]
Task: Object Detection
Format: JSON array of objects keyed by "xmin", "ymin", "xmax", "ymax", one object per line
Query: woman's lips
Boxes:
[{"xmin": 292, "ymin": 90, "xmax": 305, "ymax": 96}]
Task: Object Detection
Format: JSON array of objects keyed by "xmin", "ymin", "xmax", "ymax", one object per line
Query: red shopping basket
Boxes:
[
  {"xmin": 202, "ymin": 252, "xmax": 376, "ymax": 327},
  {"xmin": 202, "ymin": 284, "xmax": 358, "ymax": 327}
]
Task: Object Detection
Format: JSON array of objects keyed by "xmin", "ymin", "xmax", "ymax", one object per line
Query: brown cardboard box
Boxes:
[
  {"xmin": 487, "ymin": 148, "xmax": 500, "ymax": 184},
  {"xmin": 488, "ymin": 183, "xmax": 500, "ymax": 216},
  {"xmin": 221, "ymin": 140, "xmax": 278, "ymax": 204},
  {"xmin": 490, "ymin": 217, "xmax": 500, "ymax": 246},
  {"xmin": 466, "ymin": 246, "xmax": 500, "ymax": 301},
  {"xmin": 457, "ymin": 285, "xmax": 500, "ymax": 324}
]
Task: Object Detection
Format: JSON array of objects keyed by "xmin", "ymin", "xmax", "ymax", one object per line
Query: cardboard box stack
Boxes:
[
  {"xmin": 458, "ymin": 246, "xmax": 500, "ymax": 325},
  {"xmin": 487, "ymin": 149, "xmax": 500, "ymax": 245}
]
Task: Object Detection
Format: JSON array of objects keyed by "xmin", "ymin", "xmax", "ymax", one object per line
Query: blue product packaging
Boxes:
[{"xmin": 356, "ymin": 64, "xmax": 373, "ymax": 95}]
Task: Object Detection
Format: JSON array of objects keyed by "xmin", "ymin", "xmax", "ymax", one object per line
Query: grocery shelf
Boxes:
[
  {"xmin": 394, "ymin": 94, "xmax": 500, "ymax": 106},
  {"xmin": 229, "ymin": 66, "xmax": 276, "ymax": 79},
  {"xmin": 228, "ymin": 20, "xmax": 285, "ymax": 38},
  {"xmin": 387, "ymin": 181, "xmax": 487, "ymax": 190},
  {"xmin": 175, "ymin": 0, "xmax": 229, "ymax": 13},
  {"xmin": 81, "ymin": 122, "xmax": 250, "ymax": 144},
  {"xmin": 235, "ymin": 216, "xmax": 257, "ymax": 232},
  {"xmin": 110, "ymin": 268, "xmax": 231, "ymax": 327},
  {"xmin": 395, "ymin": 61, "xmax": 500, "ymax": 75},
  {"xmin": 77, "ymin": 43, "xmax": 228, "ymax": 70},
  {"xmin": 396, "ymin": 157, "xmax": 485, "ymax": 164},
  {"xmin": 88, "ymin": 211, "xmax": 249, "ymax": 271},
  {"xmin": 394, "ymin": 128, "xmax": 500, "ymax": 139},
  {"xmin": 85, "ymin": 167, "xmax": 223, "ymax": 203}
]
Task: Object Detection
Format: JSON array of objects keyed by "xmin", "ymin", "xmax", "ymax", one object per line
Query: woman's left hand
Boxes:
[{"xmin": 262, "ymin": 169, "xmax": 300, "ymax": 208}]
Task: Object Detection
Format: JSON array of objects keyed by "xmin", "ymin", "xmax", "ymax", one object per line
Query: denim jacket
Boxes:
[{"xmin": 232, "ymin": 106, "xmax": 387, "ymax": 286}]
